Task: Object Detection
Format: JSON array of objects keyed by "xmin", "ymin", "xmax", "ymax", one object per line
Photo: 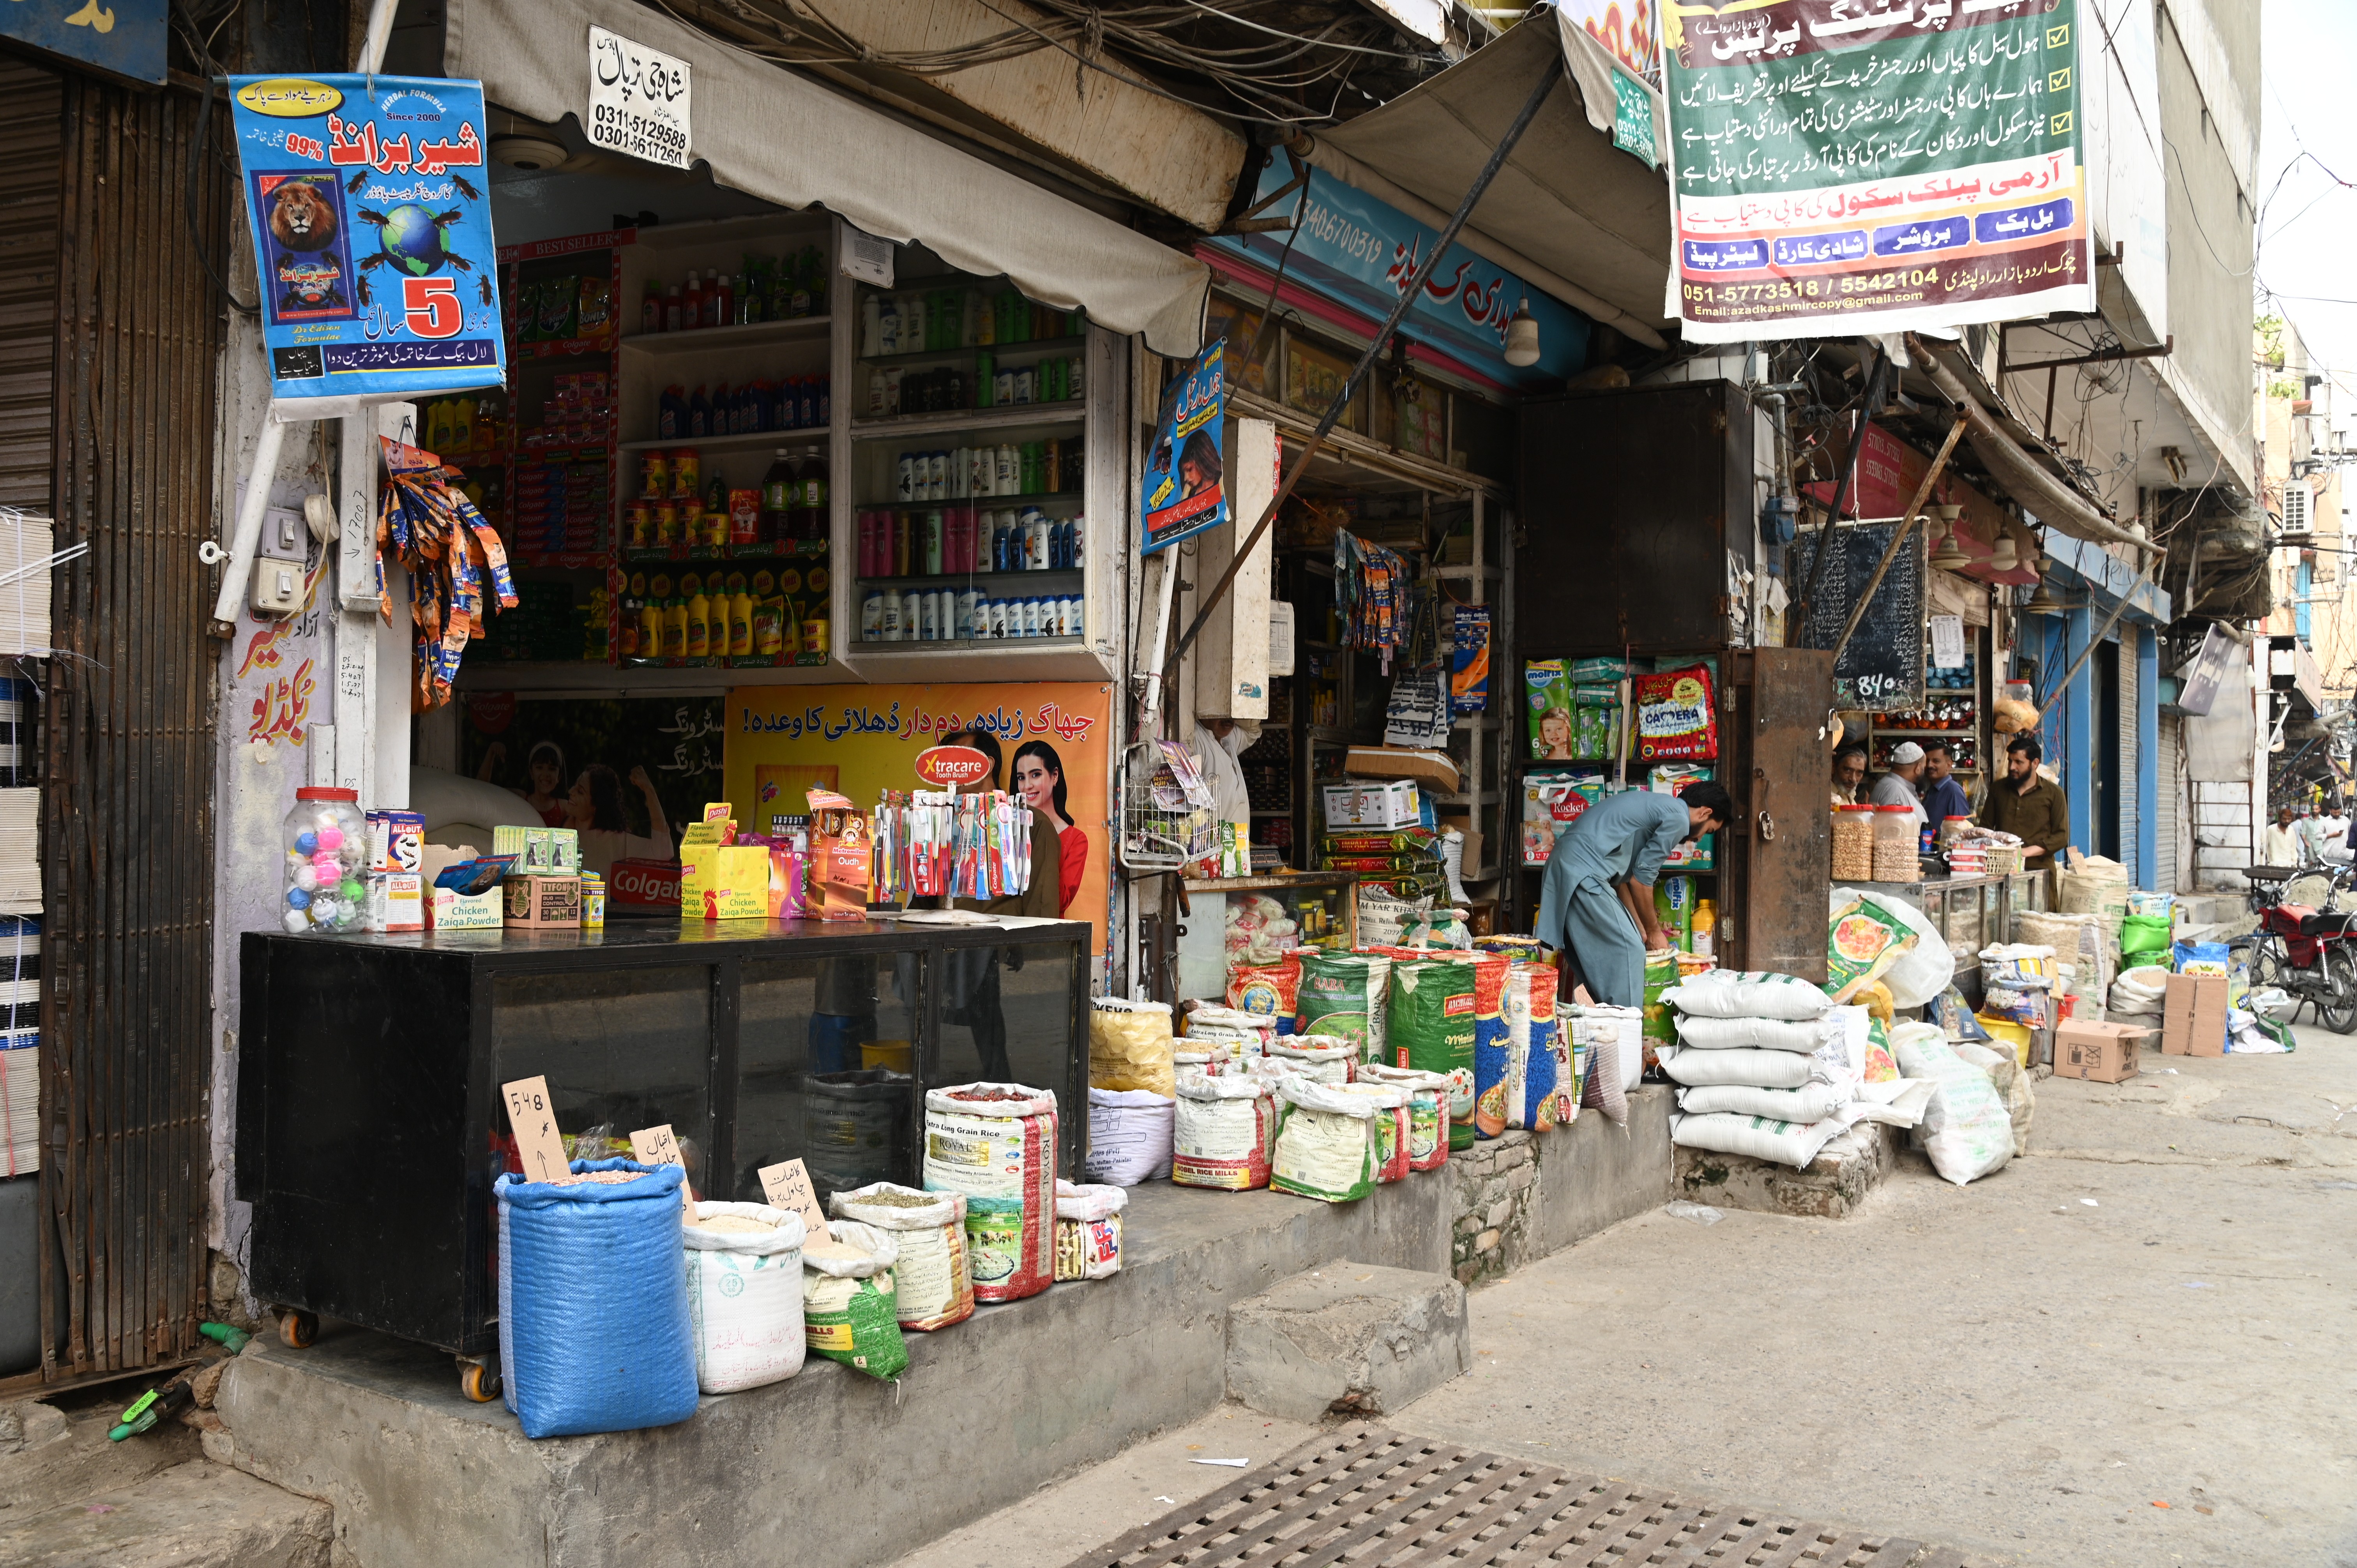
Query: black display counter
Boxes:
[{"xmin": 237, "ymin": 916, "xmax": 1090, "ymax": 1364}]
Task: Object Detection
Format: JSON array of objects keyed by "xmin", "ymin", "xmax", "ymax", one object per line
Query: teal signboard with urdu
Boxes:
[{"xmin": 3, "ymin": 0, "xmax": 168, "ymax": 86}]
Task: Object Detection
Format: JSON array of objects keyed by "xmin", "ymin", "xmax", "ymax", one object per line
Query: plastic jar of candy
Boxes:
[{"xmin": 282, "ymin": 786, "xmax": 369, "ymax": 934}]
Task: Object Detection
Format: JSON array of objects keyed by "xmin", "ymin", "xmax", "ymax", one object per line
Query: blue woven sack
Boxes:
[{"xmin": 496, "ymin": 1158, "xmax": 699, "ymax": 1439}]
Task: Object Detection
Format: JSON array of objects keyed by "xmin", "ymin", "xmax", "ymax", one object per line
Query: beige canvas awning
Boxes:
[
  {"xmin": 1301, "ymin": 12, "xmax": 1673, "ymax": 348},
  {"xmin": 445, "ymin": 0, "xmax": 1209, "ymax": 355}
]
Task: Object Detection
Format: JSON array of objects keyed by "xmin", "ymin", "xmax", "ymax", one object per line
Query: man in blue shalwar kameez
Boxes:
[{"xmin": 1535, "ymin": 781, "xmax": 1733, "ymax": 1007}]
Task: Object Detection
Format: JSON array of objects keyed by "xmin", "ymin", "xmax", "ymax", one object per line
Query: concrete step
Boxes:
[
  {"xmin": 0, "ymin": 1458, "xmax": 330, "ymax": 1568},
  {"xmin": 1225, "ymin": 1263, "xmax": 1470, "ymax": 1422},
  {"xmin": 0, "ymin": 1397, "xmax": 204, "ymax": 1515},
  {"xmin": 1672, "ymin": 1121, "xmax": 1900, "ymax": 1220}
]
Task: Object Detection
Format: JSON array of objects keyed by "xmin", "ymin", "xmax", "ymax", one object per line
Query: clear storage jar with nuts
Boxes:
[
  {"xmin": 1832, "ymin": 805, "xmax": 1876, "ymax": 881},
  {"xmin": 1871, "ymin": 804, "xmax": 1922, "ymax": 882}
]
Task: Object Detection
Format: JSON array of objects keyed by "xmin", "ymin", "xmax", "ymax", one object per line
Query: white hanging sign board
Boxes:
[
  {"xmin": 1929, "ymin": 614, "xmax": 1966, "ymax": 670},
  {"xmin": 588, "ymin": 26, "xmax": 692, "ymax": 169},
  {"xmin": 839, "ymin": 224, "xmax": 894, "ymax": 289}
]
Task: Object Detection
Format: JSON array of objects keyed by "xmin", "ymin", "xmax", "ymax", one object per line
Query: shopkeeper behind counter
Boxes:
[{"xmin": 1535, "ymin": 782, "xmax": 1732, "ymax": 1008}]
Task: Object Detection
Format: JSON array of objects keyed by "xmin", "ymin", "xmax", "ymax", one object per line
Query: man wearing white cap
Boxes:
[{"xmin": 1870, "ymin": 742, "xmax": 1929, "ymax": 838}]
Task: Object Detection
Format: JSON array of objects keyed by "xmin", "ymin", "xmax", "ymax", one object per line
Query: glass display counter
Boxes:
[
  {"xmin": 1173, "ymin": 872, "xmax": 1356, "ymax": 1001},
  {"xmin": 236, "ymin": 916, "xmax": 1088, "ymax": 1361}
]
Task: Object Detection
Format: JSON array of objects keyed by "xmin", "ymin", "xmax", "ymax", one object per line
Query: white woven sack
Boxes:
[
  {"xmin": 1671, "ymin": 1111, "xmax": 1845, "ymax": 1169},
  {"xmin": 1830, "ymin": 886, "xmax": 1956, "ymax": 1008},
  {"xmin": 1084, "ymin": 1088, "xmax": 1175, "ymax": 1186},
  {"xmin": 1892, "ymin": 1027, "xmax": 2014, "ymax": 1185},
  {"xmin": 1658, "ymin": 1045, "xmax": 1818, "ymax": 1089},
  {"xmin": 1672, "ymin": 1014, "xmax": 1839, "ymax": 1053},
  {"xmin": 1674, "ymin": 1082, "xmax": 1848, "ymax": 1121},
  {"xmin": 1660, "ymin": 970, "xmax": 1835, "ymax": 1021},
  {"xmin": 684, "ymin": 1202, "xmax": 807, "ymax": 1393}
]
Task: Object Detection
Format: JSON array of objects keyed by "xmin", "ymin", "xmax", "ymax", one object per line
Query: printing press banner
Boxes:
[
  {"xmin": 726, "ymin": 684, "xmax": 1111, "ymax": 951},
  {"xmin": 228, "ymin": 75, "xmax": 507, "ymax": 415},
  {"xmin": 1660, "ymin": 0, "xmax": 2094, "ymax": 342}
]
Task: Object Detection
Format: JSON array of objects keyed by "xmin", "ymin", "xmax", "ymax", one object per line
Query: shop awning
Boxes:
[
  {"xmin": 445, "ymin": 0, "xmax": 1209, "ymax": 355},
  {"xmin": 1296, "ymin": 10, "xmax": 1673, "ymax": 348}
]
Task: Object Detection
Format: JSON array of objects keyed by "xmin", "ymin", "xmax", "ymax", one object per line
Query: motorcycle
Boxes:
[{"xmin": 2237, "ymin": 864, "xmax": 2357, "ymax": 1034}]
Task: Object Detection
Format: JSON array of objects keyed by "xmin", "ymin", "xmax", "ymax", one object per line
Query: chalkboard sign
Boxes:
[{"xmin": 1793, "ymin": 522, "xmax": 1925, "ymax": 710}]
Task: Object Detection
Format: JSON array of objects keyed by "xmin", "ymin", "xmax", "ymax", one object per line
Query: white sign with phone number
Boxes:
[{"xmin": 588, "ymin": 26, "xmax": 692, "ymax": 170}]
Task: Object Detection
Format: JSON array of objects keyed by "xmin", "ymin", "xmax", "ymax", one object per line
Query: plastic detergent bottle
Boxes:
[
  {"xmin": 662, "ymin": 590, "xmax": 688, "ymax": 660},
  {"xmin": 762, "ymin": 449, "xmax": 798, "ymax": 543},
  {"xmin": 1691, "ymin": 899, "xmax": 1716, "ymax": 959},
  {"xmin": 685, "ymin": 576, "xmax": 711, "ymax": 659},
  {"xmin": 728, "ymin": 573, "xmax": 755, "ymax": 657}
]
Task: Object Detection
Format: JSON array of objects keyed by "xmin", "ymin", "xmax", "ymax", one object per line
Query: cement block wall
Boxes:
[{"xmin": 1451, "ymin": 1087, "xmax": 1675, "ymax": 1282}]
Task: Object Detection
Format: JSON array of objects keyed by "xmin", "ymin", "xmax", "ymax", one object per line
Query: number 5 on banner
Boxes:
[{"xmin": 403, "ymin": 276, "xmax": 462, "ymax": 339}]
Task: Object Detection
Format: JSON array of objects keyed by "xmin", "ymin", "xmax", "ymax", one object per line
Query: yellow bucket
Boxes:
[
  {"xmin": 861, "ymin": 1038, "xmax": 914, "ymax": 1074},
  {"xmin": 1975, "ymin": 1015, "xmax": 2032, "ymax": 1067}
]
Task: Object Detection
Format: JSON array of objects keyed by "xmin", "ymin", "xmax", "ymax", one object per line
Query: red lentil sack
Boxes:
[
  {"xmin": 1173, "ymin": 1073, "xmax": 1277, "ymax": 1189},
  {"xmin": 1360, "ymin": 1064, "xmax": 1452, "ymax": 1170},
  {"xmin": 1632, "ymin": 663, "xmax": 1718, "ymax": 763},
  {"xmin": 496, "ymin": 1159, "xmax": 699, "ymax": 1439},
  {"xmin": 922, "ymin": 1082, "xmax": 1057, "ymax": 1303},
  {"xmin": 1387, "ymin": 957, "xmax": 1477, "ymax": 1150},
  {"xmin": 1468, "ymin": 952, "xmax": 1511, "ymax": 1137}
]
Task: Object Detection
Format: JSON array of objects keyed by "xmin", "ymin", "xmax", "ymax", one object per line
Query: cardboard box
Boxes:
[
  {"xmin": 367, "ymin": 810, "xmax": 424, "ymax": 876},
  {"xmin": 805, "ymin": 791, "xmax": 873, "ymax": 920},
  {"xmin": 369, "ymin": 871, "xmax": 423, "ymax": 933},
  {"xmin": 2162, "ymin": 972, "xmax": 2229, "ymax": 1056},
  {"xmin": 1322, "ymin": 778, "xmax": 1420, "ymax": 829},
  {"xmin": 680, "ymin": 844, "xmax": 768, "ymax": 921},
  {"xmin": 429, "ymin": 885, "xmax": 502, "ymax": 930},
  {"xmin": 2053, "ymin": 1019, "xmax": 2154, "ymax": 1083},
  {"xmin": 504, "ymin": 874, "xmax": 581, "ymax": 929}
]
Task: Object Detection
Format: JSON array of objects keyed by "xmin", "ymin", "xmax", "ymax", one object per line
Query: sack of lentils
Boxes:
[
  {"xmin": 800, "ymin": 1218, "xmax": 909, "ymax": 1381},
  {"xmin": 1053, "ymin": 1180, "xmax": 1127, "ymax": 1280},
  {"xmin": 827, "ymin": 1183, "xmax": 973, "ymax": 1332}
]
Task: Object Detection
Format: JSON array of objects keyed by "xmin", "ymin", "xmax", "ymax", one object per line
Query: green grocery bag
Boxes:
[
  {"xmin": 2119, "ymin": 912, "xmax": 2171, "ymax": 959},
  {"xmin": 1641, "ymin": 950, "xmax": 1678, "ymax": 1073}
]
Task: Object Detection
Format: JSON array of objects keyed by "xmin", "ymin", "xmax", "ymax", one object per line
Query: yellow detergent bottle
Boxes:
[
  {"xmin": 685, "ymin": 574, "xmax": 711, "ymax": 659},
  {"xmin": 662, "ymin": 587, "xmax": 687, "ymax": 660},
  {"xmin": 728, "ymin": 572, "xmax": 754, "ymax": 657}
]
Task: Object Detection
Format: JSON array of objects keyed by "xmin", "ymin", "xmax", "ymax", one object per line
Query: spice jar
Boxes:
[
  {"xmin": 281, "ymin": 786, "xmax": 368, "ymax": 934},
  {"xmin": 1832, "ymin": 804, "xmax": 1875, "ymax": 881},
  {"xmin": 1871, "ymin": 803, "xmax": 1921, "ymax": 883}
]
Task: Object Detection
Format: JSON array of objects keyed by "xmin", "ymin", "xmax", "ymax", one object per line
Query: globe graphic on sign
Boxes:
[{"xmin": 380, "ymin": 205, "xmax": 454, "ymax": 277}]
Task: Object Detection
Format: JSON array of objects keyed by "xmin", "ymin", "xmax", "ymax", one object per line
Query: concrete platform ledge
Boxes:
[{"xmin": 1227, "ymin": 1263, "xmax": 1469, "ymax": 1421}]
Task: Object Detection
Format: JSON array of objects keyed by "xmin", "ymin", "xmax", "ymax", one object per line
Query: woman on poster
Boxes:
[
  {"xmin": 1012, "ymin": 739, "xmax": 1087, "ymax": 916},
  {"xmin": 564, "ymin": 762, "xmax": 675, "ymax": 878},
  {"xmin": 477, "ymin": 739, "xmax": 570, "ymax": 826},
  {"xmin": 933, "ymin": 727, "xmax": 1064, "ymax": 1083}
]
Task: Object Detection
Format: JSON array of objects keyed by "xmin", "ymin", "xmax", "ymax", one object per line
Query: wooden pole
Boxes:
[{"xmin": 1829, "ymin": 416, "xmax": 1968, "ymax": 666}]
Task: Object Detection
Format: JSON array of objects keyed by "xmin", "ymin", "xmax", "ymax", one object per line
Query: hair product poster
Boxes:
[
  {"xmin": 726, "ymin": 683, "xmax": 1111, "ymax": 952},
  {"xmin": 461, "ymin": 692, "xmax": 724, "ymax": 873}
]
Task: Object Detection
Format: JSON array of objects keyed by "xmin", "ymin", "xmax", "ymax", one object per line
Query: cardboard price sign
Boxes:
[
  {"xmin": 501, "ymin": 1076, "xmax": 569, "ymax": 1182},
  {"xmin": 629, "ymin": 1123, "xmax": 683, "ymax": 1167},
  {"xmin": 756, "ymin": 1158, "xmax": 830, "ymax": 1242}
]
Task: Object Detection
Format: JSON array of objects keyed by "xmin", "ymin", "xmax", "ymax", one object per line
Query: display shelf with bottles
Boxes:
[
  {"xmin": 839, "ymin": 252, "xmax": 1115, "ymax": 677},
  {"xmin": 497, "ymin": 232, "xmax": 629, "ymax": 576},
  {"xmin": 614, "ymin": 563, "xmax": 832, "ymax": 670}
]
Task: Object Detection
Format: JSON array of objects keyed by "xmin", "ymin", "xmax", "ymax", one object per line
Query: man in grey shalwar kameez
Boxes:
[{"xmin": 1534, "ymin": 781, "xmax": 1732, "ymax": 1008}]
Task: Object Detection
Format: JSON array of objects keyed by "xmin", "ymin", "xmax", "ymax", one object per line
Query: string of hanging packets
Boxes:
[
  {"xmin": 869, "ymin": 789, "xmax": 1034, "ymax": 904},
  {"xmin": 376, "ymin": 436, "xmax": 517, "ymax": 706},
  {"xmin": 1334, "ymin": 527, "xmax": 1412, "ymax": 673}
]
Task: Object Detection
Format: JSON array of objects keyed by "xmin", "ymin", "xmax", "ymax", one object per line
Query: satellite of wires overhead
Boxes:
[{"xmin": 653, "ymin": 0, "xmax": 1452, "ymax": 126}]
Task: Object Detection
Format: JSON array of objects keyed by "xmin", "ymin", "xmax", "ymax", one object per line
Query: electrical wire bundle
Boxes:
[{"xmin": 376, "ymin": 437, "xmax": 518, "ymax": 706}]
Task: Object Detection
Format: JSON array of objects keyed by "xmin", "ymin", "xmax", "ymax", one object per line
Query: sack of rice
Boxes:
[
  {"xmin": 682, "ymin": 1202, "xmax": 807, "ymax": 1394},
  {"xmin": 1267, "ymin": 1033, "xmax": 1355, "ymax": 1084},
  {"xmin": 922, "ymin": 1082, "xmax": 1057, "ymax": 1303},
  {"xmin": 1053, "ymin": 1180, "xmax": 1127, "ymax": 1280},
  {"xmin": 1468, "ymin": 951, "xmax": 1513, "ymax": 1138},
  {"xmin": 1183, "ymin": 1003, "xmax": 1277, "ymax": 1061},
  {"xmin": 828, "ymin": 1183, "xmax": 972, "ymax": 1332},
  {"xmin": 801, "ymin": 1218, "xmax": 909, "ymax": 1380},
  {"xmin": 1226, "ymin": 954, "xmax": 1302, "ymax": 1018},
  {"xmin": 1083, "ymin": 1087, "xmax": 1175, "ymax": 1186},
  {"xmin": 1549, "ymin": 1009, "xmax": 1581, "ymax": 1127},
  {"xmin": 1294, "ymin": 951, "xmax": 1391, "ymax": 1057},
  {"xmin": 1090, "ymin": 996, "xmax": 1175, "ymax": 1096},
  {"xmin": 1269, "ymin": 1075, "xmax": 1387, "ymax": 1203},
  {"xmin": 1672, "ymin": 1014, "xmax": 1841, "ymax": 1052},
  {"xmin": 496, "ymin": 1160, "xmax": 699, "ymax": 1439},
  {"xmin": 1173, "ymin": 1073, "xmax": 1277, "ymax": 1189},
  {"xmin": 1670, "ymin": 1110, "xmax": 1844, "ymax": 1169},
  {"xmin": 1640, "ymin": 949, "xmax": 1679, "ymax": 1072},
  {"xmin": 1359, "ymin": 1064, "xmax": 1451, "ymax": 1170},
  {"xmin": 1662, "ymin": 969, "xmax": 1837, "ymax": 1021},
  {"xmin": 1563, "ymin": 1002, "xmax": 1643, "ymax": 1094},
  {"xmin": 1504, "ymin": 962, "xmax": 1560, "ymax": 1132},
  {"xmin": 1386, "ymin": 956, "xmax": 1477, "ymax": 1149},
  {"xmin": 1339, "ymin": 1080, "xmax": 1412, "ymax": 1182}
]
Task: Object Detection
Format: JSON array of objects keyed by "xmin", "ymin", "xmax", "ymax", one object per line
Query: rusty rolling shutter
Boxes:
[
  {"xmin": 40, "ymin": 70, "xmax": 228, "ymax": 1380},
  {"xmin": 0, "ymin": 59, "xmax": 62, "ymax": 510}
]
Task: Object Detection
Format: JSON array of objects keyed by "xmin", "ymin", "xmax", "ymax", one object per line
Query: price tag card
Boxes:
[
  {"xmin": 1930, "ymin": 614, "xmax": 1966, "ymax": 669},
  {"xmin": 501, "ymin": 1076, "xmax": 571, "ymax": 1183},
  {"xmin": 756, "ymin": 1158, "xmax": 829, "ymax": 1240},
  {"xmin": 629, "ymin": 1123, "xmax": 684, "ymax": 1167}
]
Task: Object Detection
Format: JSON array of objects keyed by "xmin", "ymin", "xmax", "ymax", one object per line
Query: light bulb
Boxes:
[{"xmin": 1503, "ymin": 298, "xmax": 1540, "ymax": 368}]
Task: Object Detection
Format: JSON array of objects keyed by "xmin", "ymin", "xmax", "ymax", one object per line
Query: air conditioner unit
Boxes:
[{"xmin": 2283, "ymin": 481, "xmax": 2313, "ymax": 538}]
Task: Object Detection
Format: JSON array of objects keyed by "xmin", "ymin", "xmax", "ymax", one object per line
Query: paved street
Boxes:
[{"xmin": 897, "ymin": 1029, "xmax": 2357, "ymax": 1568}]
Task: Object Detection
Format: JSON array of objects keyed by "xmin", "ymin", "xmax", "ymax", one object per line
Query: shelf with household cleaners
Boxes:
[
  {"xmin": 850, "ymin": 434, "xmax": 1086, "ymax": 647},
  {"xmin": 615, "ymin": 562, "xmax": 832, "ymax": 669},
  {"xmin": 855, "ymin": 277, "xmax": 1088, "ymax": 419},
  {"xmin": 496, "ymin": 239, "xmax": 627, "ymax": 571}
]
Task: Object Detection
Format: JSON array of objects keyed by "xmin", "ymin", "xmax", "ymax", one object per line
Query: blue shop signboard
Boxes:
[
  {"xmin": 1206, "ymin": 161, "xmax": 1591, "ymax": 387},
  {"xmin": 2, "ymin": 0, "xmax": 166, "ymax": 88},
  {"xmin": 227, "ymin": 75, "xmax": 507, "ymax": 416}
]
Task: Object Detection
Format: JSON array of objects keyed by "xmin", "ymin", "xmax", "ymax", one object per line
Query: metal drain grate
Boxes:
[{"xmin": 1071, "ymin": 1426, "xmax": 1992, "ymax": 1568}]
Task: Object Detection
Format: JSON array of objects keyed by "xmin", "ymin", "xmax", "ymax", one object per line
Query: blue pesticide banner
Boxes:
[
  {"xmin": 1140, "ymin": 344, "xmax": 1226, "ymax": 556},
  {"xmin": 1, "ymin": 0, "xmax": 167, "ymax": 87},
  {"xmin": 1207, "ymin": 163, "xmax": 1590, "ymax": 387},
  {"xmin": 227, "ymin": 76, "xmax": 505, "ymax": 416}
]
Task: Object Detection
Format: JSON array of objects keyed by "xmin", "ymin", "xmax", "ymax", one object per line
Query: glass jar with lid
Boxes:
[
  {"xmin": 1832, "ymin": 804, "xmax": 1876, "ymax": 881},
  {"xmin": 281, "ymin": 786, "xmax": 369, "ymax": 934},
  {"xmin": 1871, "ymin": 804, "xmax": 1921, "ymax": 882}
]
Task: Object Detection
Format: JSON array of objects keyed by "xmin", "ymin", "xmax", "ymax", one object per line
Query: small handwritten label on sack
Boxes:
[
  {"xmin": 501, "ymin": 1076, "xmax": 570, "ymax": 1183},
  {"xmin": 757, "ymin": 1158, "xmax": 829, "ymax": 1240},
  {"xmin": 629, "ymin": 1123, "xmax": 684, "ymax": 1167}
]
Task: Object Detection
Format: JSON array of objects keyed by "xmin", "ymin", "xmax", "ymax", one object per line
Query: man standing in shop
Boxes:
[
  {"xmin": 1830, "ymin": 742, "xmax": 1868, "ymax": 806},
  {"xmin": 1536, "ymin": 780, "xmax": 1733, "ymax": 1008},
  {"xmin": 1979, "ymin": 734, "xmax": 2070, "ymax": 863},
  {"xmin": 1919, "ymin": 741, "xmax": 1972, "ymax": 832},
  {"xmin": 1871, "ymin": 742, "xmax": 1929, "ymax": 835}
]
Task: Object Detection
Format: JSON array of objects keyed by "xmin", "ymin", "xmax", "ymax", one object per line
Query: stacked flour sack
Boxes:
[{"xmin": 1658, "ymin": 969, "xmax": 1933, "ymax": 1169}]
